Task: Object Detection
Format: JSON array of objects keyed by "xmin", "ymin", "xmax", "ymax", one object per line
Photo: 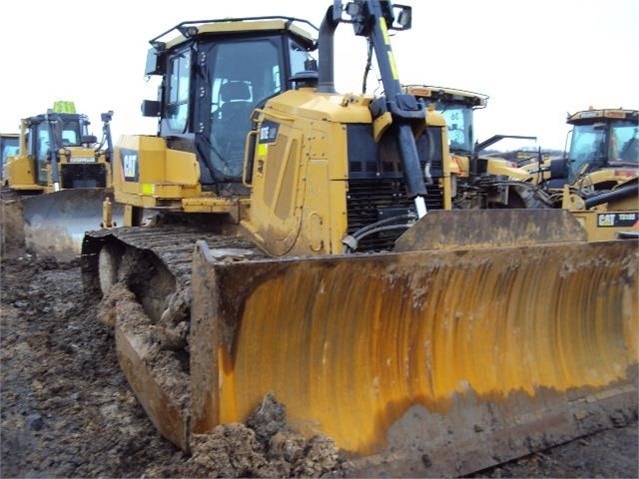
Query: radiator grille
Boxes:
[
  {"xmin": 60, "ymin": 164, "xmax": 107, "ymax": 188},
  {"xmin": 345, "ymin": 124, "xmax": 445, "ymax": 251},
  {"xmin": 346, "ymin": 179, "xmax": 443, "ymax": 251}
]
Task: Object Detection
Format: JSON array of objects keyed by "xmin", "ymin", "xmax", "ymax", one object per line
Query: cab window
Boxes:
[{"xmin": 166, "ymin": 50, "xmax": 191, "ymax": 132}]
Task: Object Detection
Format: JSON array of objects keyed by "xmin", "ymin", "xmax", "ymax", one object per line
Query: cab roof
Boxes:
[
  {"xmin": 150, "ymin": 17, "xmax": 318, "ymax": 52},
  {"xmin": 404, "ymin": 85, "xmax": 489, "ymax": 109},
  {"xmin": 23, "ymin": 112, "xmax": 87, "ymax": 126},
  {"xmin": 568, "ymin": 108, "xmax": 639, "ymax": 124}
]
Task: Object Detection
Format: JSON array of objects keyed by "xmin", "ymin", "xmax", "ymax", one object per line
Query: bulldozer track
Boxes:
[
  {"xmin": 1, "ymin": 185, "xmax": 21, "ymax": 201},
  {"xmin": 83, "ymin": 225, "xmax": 266, "ymax": 293},
  {"xmin": 80, "ymin": 224, "xmax": 271, "ymax": 452}
]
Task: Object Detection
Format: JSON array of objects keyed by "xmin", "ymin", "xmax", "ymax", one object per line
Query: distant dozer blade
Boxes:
[
  {"xmin": 21, "ymin": 189, "xmax": 124, "ymax": 261},
  {"xmin": 394, "ymin": 209, "xmax": 588, "ymax": 251},
  {"xmin": 189, "ymin": 238, "xmax": 638, "ymax": 477},
  {"xmin": 1, "ymin": 194, "xmax": 26, "ymax": 258}
]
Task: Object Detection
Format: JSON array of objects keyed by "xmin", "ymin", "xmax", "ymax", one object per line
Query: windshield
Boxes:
[
  {"xmin": 568, "ymin": 119, "xmax": 638, "ymax": 176},
  {"xmin": 1, "ymin": 137, "xmax": 18, "ymax": 161},
  {"xmin": 206, "ymin": 38, "xmax": 283, "ymax": 179},
  {"xmin": 568, "ymin": 124, "xmax": 606, "ymax": 175},
  {"xmin": 1, "ymin": 136, "xmax": 19, "ymax": 178},
  {"xmin": 193, "ymin": 35, "xmax": 314, "ymax": 182},
  {"xmin": 436, "ymin": 104, "xmax": 474, "ymax": 153},
  {"xmin": 289, "ymin": 37, "xmax": 316, "ymax": 77},
  {"xmin": 60, "ymin": 118, "xmax": 83, "ymax": 146},
  {"xmin": 611, "ymin": 120, "xmax": 638, "ymax": 164}
]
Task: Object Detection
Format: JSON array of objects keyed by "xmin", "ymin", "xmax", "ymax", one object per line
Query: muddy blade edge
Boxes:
[{"xmin": 190, "ymin": 239, "xmax": 638, "ymax": 477}]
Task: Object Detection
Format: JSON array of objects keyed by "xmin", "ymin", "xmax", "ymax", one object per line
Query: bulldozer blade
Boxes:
[
  {"xmin": 189, "ymin": 238, "xmax": 638, "ymax": 477},
  {"xmin": 395, "ymin": 209, "xmax": 588, "ymax": 251},
  {"xmin": 20, "ymin": 189, "xmax": 123, "ymax": 261},
  {"xmin": 1, "ymin": 195, "xmax": 26, "ymax": 258}
]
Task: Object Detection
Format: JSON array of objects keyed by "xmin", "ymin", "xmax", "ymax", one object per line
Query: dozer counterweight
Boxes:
[{"xmin": 81, "ymin": 1, "xmax": 638, "ymax": 476}]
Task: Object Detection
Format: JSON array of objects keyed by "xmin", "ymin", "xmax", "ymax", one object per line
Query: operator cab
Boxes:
[
  {"xmin": 24, "ymin": 112, "xmax": 92, "ymax": 184},
  {"xmin": 406, "ymin": 86, "xmax": 488, "ymax": 155},
  {"xmin": 142, "ymin": 17, "xmax": 318, "ymax": 188},
  {"xmin": 566, "ymin": 109, "xmax": 639, "ymax": 181}
]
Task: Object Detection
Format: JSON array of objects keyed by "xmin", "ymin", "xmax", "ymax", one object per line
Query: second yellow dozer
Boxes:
[
  {"xmin": 81, "ymin": 1, "xmax": 638, "ymax": 477},
  {"xmin": 514, "ymin": 107, "xmax": 638, "ymax": 240},
  {"xmin": 403, "ymin": 84, "xmax": 548, "ymax": 209},
  {"xmin": 1, "ymin": 102, "xmax": 123, "ymax": 260}
]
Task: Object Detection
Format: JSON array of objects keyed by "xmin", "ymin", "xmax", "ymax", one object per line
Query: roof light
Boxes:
[{"xmin": 53, "ymin": 101, "xmax": 76, "ymax": 113}]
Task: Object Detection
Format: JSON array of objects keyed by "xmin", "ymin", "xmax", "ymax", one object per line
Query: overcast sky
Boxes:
[{"xmin": 1, "ymin": 0, "xmax": 637, "ymax": 150}]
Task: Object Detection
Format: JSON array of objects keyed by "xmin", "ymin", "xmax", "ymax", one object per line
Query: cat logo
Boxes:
[
  {"xmin": 597, "ymin": 212, "xmax": 639, "ymax": 227},
  {"xmin": 598, "ymin": 214, "xmax": 616, "ymax": 227},
  {"xmin": 120, "ymin": 149, "xmax": 139, "ymax": 181}
]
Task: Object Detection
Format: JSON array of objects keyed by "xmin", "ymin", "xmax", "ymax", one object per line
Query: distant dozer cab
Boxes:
[
  {"xmin": 82, "ymin": 2, "xmax": 638, "ymax": 477},
  {"xmin": 529, "ymin": 107, "xmax": 638, "ymax": 189},
  {"xmin": 1, "ymin": 102, "xmax": 123, "ymax": 259},
  {"xmin": 404, "ymin": 84, "xmax": 547, "ymax": 209}
]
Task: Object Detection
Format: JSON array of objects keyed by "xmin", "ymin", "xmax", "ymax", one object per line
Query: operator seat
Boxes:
[
  {"xmin": 213, "ymin": 81, "xmax": 254, "ymax": 177},
  {"xmin": 219, "ymin": 81, "xmax": 252, "ymax": 120}
]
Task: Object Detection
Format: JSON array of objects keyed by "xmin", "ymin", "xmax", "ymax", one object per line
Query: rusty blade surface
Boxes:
[{"xmin": 190, "ymin": 238, "xmax": 638, "ymax": 476}]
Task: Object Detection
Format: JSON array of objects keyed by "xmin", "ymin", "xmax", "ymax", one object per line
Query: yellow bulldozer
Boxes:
[
  {"xmin": 521, "ymin": 107, "xmax": 639, "ymax": 240},
  {"xmin": 81, "ymin": 1, "xmax": 638, "ymax": 477},
  {"xmin": 404, "ymin": 84, "xmax": 548, "ymax": 209},
  {"xmin": 1, "ymin": 102, "xmax": 123, "ymax": 259}
]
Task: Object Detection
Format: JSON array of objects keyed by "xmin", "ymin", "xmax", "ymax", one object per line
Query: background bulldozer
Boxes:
[
  {"xmin": 521, "ymin": 107, "xmax": 639, "ymax": 240},
  {"xmin": 1, "ymin": 102, "xmax": 123, "ymax": 259},
  {"xmin": 404, "ymin": 84, "xmax": 547, "ymax": 209},
  {"xmin": 82, "ymin": 1, "xmax": 638, "ymax": 477}
]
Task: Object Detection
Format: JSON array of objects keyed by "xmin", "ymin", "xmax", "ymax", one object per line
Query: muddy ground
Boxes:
[{"xmin": 1, "ymin": 253, "xmax": 637, "ymax": 478}]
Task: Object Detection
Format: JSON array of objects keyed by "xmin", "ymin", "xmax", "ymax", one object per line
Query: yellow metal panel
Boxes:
[
  {"xmin": 265, "ymin": 89, "xmax": 373, "ymax": 124},
  {"xmin": 246, "ymin": 117, "xmax": 349, "ymax": 255},
  {"xmin": 181, "ymin": 197, "xmax": 240, "ymax": 217},
  {"xmin": 116, "ymin": 191, "xmax": 159, "ymax": 209},
  {"xmin": 114, "ymin": 135, "xmax": 201, "ymax": 201},
  {"xmin": 247, "ymin": 124, "xmax": 305, "ymax": 255},
  {"xmin": 307, "ymin": 124, "xmax": 349, "ymax": 181},
  {"xmin": 138, "ymin": 151, "xmax": 166, "ymax": 184},
  {"xmin": 327, "ymin": 173, "xmax": 349, "ymax": 254},
  {"xmin": 301, "ymin": 159, "xmax": 332, "ymax": 254},
  {"xmin": 165, "ymin": 149, "xmax": 200, "ymax": 185},
  {"xmin": 150, "ymin": 184, "xmax": 201, "ymax": 198},
  {"xmin": 373, "ymin": 111, "xmax": 393, "ymax": 142},
  {"xmin": 5, "ymin": 156, "xmax": 37, "ymax": 188}
]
